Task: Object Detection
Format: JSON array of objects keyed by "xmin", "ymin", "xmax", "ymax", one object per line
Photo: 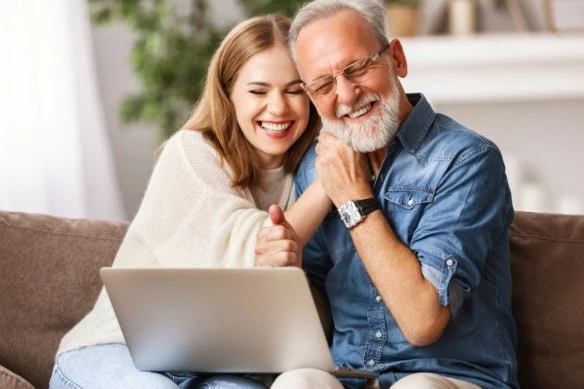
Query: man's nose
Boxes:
[{"xmin": 334, "ymin": 74, "xmax": 359, "ymax": 107}]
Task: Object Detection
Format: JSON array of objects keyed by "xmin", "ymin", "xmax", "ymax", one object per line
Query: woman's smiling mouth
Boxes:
[{"xmin": 258, "ymin": 121, "xmax": 293, "ymax": 139}]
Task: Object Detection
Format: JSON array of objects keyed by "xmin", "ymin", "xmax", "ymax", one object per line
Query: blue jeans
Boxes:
[{"xmin": 49, "ymin": 344, "xmax": 270, "ymax": 389}]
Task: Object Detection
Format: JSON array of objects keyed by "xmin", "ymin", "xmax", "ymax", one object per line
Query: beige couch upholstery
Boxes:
[
  {"xmin": 0, "ymin": 212, "xmax": 128, "ymax": 388},
  {"xmin": 1, "ymin": 210, "xmax": 583, "ymax": 388}
]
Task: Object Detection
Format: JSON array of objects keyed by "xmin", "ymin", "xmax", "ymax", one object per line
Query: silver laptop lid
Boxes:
[{"xmin": 100, "ymin": 267, "xmax": 336, "ymax": 374}]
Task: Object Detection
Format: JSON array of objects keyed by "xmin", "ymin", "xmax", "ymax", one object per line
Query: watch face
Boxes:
[
  {"xmin": 340, "ymin": 211, "xmax": 352, "ymax": 226},
  {"xmin": 339, "ymin": 201, "xmax": 362, "ymax": 228}
]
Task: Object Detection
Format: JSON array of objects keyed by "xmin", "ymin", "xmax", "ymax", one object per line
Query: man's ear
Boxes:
[{"xmin": 389, "ymin": 39, "xmax": 408, "ymax": 78}]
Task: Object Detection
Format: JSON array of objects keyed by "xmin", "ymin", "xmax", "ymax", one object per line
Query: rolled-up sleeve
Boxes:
[{"xmin": 412, "ymin": 146, "xmax": 514, "ymax": 317}]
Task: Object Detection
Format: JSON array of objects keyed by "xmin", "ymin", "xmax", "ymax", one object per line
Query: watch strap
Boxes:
[{"xmin": 355, "ymin": 198, "xmax": 380, "ymax": 216}]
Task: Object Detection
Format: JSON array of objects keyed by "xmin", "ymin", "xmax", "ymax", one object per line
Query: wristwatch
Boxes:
[{"xmin": 337, "ymin": 198, "xmax": 380, "ymax": 229}]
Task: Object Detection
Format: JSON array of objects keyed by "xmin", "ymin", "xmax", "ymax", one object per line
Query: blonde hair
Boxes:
[{"xmin": 180, "ymin": 14, "xmax": 320, "ymax": 189}]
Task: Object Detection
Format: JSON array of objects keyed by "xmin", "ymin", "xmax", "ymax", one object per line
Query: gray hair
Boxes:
[{"xmin": 289, "ymin": 0, "xmax": 389, "ymax": 64}]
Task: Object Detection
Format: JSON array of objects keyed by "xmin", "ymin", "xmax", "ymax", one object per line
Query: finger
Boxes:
[
  {"xmin": 317, "ymin": 131, "xmax": 336, "ymax": 144},
  {"xmin": 315, "ymin": 140, "xmax": 323, "ymax": 156},
  {"xmin": 255, "ymin": 238, "xmax": 299, "ymax": 257},
  {"xmin": 268, "ymin": 204, "xmax": 285, "ymax": 225},
  {"xmin": 318, "ymin": 135, "xmax": 353, "ymax": 159},
  {"xmin": 315, "ymin": 154, "xmax": 324, "ymax": 174},
  {"xmin": 257, "ymin": 252, "xmax": 299, "ymax": 268},
  {"xmin": 256, "ymin": 225, "xmax": 295, "ymax": 244},
  {"xmin": 268, "ymin": 205, "xmax": 295, "ymax": 235}
]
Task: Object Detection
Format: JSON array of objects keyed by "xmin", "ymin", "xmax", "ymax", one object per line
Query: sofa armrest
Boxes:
[
  {"xmin": 0, "ymin": 211, "xmax": 128, "ymax": 388},
  {"xmin": 510, "ymin": 211, "xmax": 584, "ymax": 389},
  {"xmin": 0, "ymin": 366, "xmax": 34, "ymax": 389}
]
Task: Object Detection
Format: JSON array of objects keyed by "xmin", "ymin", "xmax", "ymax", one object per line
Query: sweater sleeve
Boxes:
[{"xmin": 118, "ymin": 130, "xmax": 275, "ymax": 269}]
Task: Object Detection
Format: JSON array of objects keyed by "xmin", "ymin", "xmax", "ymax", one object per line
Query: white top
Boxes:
[{"xmin": 58, "ymin": 130, "xmax": 295, "ymax": 354}]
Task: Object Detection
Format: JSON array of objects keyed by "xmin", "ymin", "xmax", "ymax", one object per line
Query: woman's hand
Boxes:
[{"xmin": 256, "ymin": 205, "xmax": 302, "ymax": 268}]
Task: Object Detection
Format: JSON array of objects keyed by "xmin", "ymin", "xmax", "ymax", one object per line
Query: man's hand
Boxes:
[
  {"xmin": 315, "ymin": 132, "xmax": 373, "ymax": 206},
  {"xmin": 255, "ymin": 205, "xmax": 302, "ymax": 268}
]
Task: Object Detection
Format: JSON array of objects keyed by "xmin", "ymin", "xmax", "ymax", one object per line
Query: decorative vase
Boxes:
[
  {"xmin": 385, "ymin": 4, "xmax": 420, "ymax": 37},
  {"xmin": 448, "ymin": 0, "xmax": 477, "ymax": 35}
]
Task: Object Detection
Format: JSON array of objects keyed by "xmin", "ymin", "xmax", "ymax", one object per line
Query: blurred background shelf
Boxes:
[
  {"xmin": 400, "ymin": 33, "xmax": 584, "ymax": 214},
  {"xmin": 401, "ymin": 33, "xmax": 584, "ymax": 103}
]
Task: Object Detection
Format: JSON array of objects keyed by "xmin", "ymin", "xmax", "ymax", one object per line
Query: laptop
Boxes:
[{"xmin": 100, "ymin": 267, "xmax": 378, "ymax": 380}]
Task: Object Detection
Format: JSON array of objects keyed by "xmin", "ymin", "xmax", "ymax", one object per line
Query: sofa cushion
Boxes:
[
  {"xmin": 0, "ymin": 211, "xmax": 128, "ymax": 388},
  {"xmin": 510, "ymin": 211, "xmax": 584, "ymax": 389},
  {"xmin": 0, "ymin": 366, "xmax": 34, "ymax": 389}
]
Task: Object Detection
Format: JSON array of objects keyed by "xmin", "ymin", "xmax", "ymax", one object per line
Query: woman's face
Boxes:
[{"xmin": 230, "ymin": 44, "xmax": 310, "ymax": 169}]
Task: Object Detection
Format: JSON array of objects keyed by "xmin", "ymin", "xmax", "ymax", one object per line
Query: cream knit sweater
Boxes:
[{"xmin": 58, "ymin": 130, "xmax": 295, "ymax": 355}]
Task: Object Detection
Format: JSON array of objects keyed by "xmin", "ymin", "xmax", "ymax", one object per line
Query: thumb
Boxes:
[{"xmin": 268, "ymin": 204, "xmax": 290, "ymax": 227}]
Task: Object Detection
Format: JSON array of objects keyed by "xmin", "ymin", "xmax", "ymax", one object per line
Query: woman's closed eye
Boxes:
[
  {"xmin": 248, "ymin": 89, "xmax": 304, "ymax": 96},
  {"xmin": 285, "ymin": 88, "xmax": 304, "ymax": 95}
]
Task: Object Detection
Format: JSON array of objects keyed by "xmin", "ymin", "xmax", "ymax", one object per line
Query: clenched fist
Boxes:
[
  {"xmin": 315, "ymin": 132, "xmax": 373, "ymax": 206},
  {"xmin": 255, "ymin": 205, "xmax": 302, "ymax": 268}
]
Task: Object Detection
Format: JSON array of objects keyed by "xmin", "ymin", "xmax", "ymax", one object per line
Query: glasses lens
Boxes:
[
  {"xmin": 344, "ymin": 58, "xmax": 372, "ymax": 81},
  {"xmin": 308, "ymin": 77, "xmax": 335, "ymax": 97},
  {"xmin": 305, "ymin": 48, "xmax": 384, "ymax": 98}
]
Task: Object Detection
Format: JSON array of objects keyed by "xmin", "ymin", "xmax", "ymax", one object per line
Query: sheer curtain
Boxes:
[{"xmin": 0, "ymin": 0, "xmax": 125, "ymax": 220}]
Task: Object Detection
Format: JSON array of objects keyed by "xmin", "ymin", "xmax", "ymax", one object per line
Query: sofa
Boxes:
[{"xmin": 1, "ymin": 210, "xmax": 583, "ymax": 389}]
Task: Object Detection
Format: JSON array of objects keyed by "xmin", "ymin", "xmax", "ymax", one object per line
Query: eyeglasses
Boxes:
[{"xmin": 301, "ymin": 44, "xmax": 389, "ymax": 99}]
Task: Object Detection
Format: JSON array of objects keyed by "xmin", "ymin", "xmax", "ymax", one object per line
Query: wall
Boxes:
[
  {"xmin": 91, "ymin": 22, "xmax": 158, "ymax": 219},
  {"xmin": 436, "ymin": 99, "xmax": 583, "ymax": 213},
  {"xmin": 91, "ymin": 0, "xmax": 244, "ymax": 218},
  {"xmin": 92, "ymin": 5, "xmax": 584, "ymax": 218}
]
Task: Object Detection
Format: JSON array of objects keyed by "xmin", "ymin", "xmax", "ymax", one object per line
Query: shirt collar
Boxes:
[{"xmin": 395, "ymin": 93, "xmax": 436, "ymax": 154}]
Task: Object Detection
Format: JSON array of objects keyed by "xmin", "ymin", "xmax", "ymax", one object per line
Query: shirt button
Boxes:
[
  {"xmin": 375, "ymin": 295, "xmax": 382, "ymax": 302},
  {"xmin": 367, "ymin": 359, "xmax": 376, "ymax": 366},
  {"xmin": 375, "ymin": 331, "xmax": 383, "ymax": 338},
  {"xmin": 407, "ymin": 199, "xmax": 414, "ymax": 206},
  {"xmin": 446, "ymin": 259, "xmax": 454, "ymax": 266}
]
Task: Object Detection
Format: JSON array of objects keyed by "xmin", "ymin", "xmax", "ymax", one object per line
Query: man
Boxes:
[{"xmin": 258, "ymin": 0, "xmax": 519, "ymax": 388}]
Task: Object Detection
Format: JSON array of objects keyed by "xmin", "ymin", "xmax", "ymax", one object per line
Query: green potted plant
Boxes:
[
  {"xmin": 383, "ymin": 0, "xmax": 422, "ymax": 37},
  {"xmin": 88, "ymin": 0, "xmax": 306, "ymax": 142}
]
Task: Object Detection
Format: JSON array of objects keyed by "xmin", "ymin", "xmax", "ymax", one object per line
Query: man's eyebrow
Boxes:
[{"xmin": 246, "ymin": 79, "xmax": 303, "ymax": 87}]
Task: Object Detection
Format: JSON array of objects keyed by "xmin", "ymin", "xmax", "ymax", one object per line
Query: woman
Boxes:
[{"xmin": 49, "ymin": 15, "xmax": 331, "ymax": 389}]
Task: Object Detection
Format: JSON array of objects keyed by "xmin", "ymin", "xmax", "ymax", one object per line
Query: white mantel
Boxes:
[{"xmin": 400, "ymin": 33, "xmax": 584, "ymax": 104}]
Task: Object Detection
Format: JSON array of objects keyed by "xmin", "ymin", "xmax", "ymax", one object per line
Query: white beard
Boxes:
[{"xmin": 321, "ymin": 82, "xmax": 401, "ymax": 152}]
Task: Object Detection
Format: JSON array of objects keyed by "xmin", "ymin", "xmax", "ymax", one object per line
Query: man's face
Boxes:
[{"xmin": 295, "ymin": 10, "xmax": 402, "ymax": 152}]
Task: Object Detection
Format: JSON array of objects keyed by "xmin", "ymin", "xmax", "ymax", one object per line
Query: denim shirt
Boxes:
[{"xmin": 295, "ymin": 94, "xmax": 519, "ymax": 389}]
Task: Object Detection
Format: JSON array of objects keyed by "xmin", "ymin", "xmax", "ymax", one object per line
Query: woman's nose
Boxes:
[{"xmin": 267, "ymin": 92, "xmax": 289, "ymax": 115}]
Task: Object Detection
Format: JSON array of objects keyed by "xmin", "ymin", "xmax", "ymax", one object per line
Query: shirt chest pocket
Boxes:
[
  {"xmin": 384, "ymin": 186, "xmax": 436, "ymax": 210},
  {"xmin": 383, "ymin": 186, "xmax": 436, "ymax": 243}
]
